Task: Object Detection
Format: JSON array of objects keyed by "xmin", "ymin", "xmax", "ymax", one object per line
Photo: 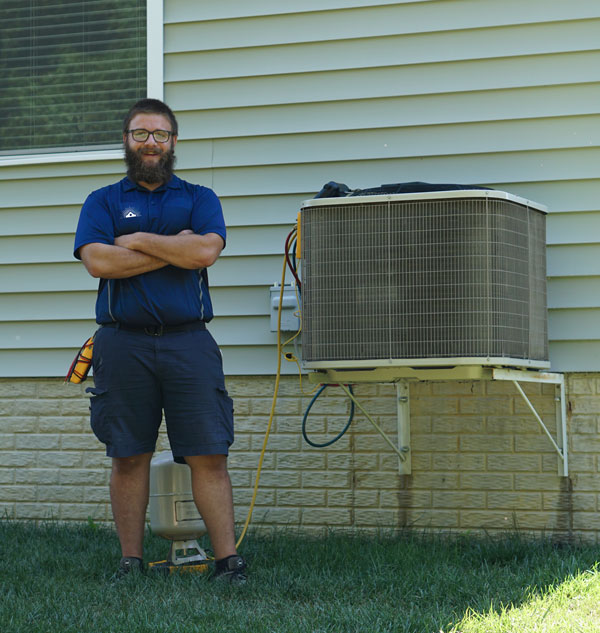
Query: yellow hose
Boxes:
[{"xmin": 235, "ymin": 250, "xmax": 288, "ymax": 549}]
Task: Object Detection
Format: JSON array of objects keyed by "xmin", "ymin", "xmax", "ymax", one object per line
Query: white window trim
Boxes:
[
  {"xmin": 146, "ymin": 0, "xmax": 164, "ymax": 102},
  {"xmin": 0, "ymin": 0, "xmax": 163, "ymax": 168}
]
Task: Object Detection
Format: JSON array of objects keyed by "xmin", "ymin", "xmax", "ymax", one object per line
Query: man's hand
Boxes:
[
  {"xmin": 114, "ymin": 233, "xmax": 139, "ymax": 250},
  {"xmin": 115, "ymin": 229, "xmax": 193, "ymax": 251}
]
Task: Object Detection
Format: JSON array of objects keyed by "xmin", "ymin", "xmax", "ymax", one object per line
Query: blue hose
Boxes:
[{"xmin": 302, "ymin": 384, "xmax": 355, "ymax": 448}]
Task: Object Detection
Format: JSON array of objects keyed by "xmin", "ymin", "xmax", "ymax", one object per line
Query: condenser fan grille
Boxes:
[{"xmin": 301, "ymin": 193, "xmax": 548, "ymax": 368}]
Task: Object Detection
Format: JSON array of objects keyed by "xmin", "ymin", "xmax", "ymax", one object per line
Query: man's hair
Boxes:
[{"xmin": 123, "ymin": 98, "xmax": 179, "ymax": 136}]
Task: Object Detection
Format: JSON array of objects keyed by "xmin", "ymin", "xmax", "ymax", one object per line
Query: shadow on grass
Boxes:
[{"xmin": 1, "ymin": 519, "xmax": 598, "ymax": 633}]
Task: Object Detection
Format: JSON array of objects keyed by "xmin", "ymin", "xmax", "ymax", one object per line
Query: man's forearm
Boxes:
[
  {"xmin": 79, "ymin": 242, "xmax": 169, "ymax": 279},
  {"xmin": 115, "ymin": 231, "xmax": 224, "ymax": 269}
]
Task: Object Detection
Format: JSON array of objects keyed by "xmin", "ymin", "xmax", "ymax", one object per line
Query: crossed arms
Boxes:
[{"xmin": 79, "ymin": 230, "xmax": 225, "ymax": 279}]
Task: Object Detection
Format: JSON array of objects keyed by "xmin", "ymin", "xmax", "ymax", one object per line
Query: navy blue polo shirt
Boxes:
[{"xmin": 74, "ymin": 175, "xmax": 226, "ymax": 326}]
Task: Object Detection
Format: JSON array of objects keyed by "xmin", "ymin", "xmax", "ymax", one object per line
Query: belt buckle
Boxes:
[{"xmin": 144, "ymin": 325, "xmax": 163, "ymax": 336}]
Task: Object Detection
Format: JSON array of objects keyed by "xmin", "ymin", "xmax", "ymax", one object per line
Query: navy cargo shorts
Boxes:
[{"xmin": 86, "ymin": 323, "xmax": 234, "ymax": 462}]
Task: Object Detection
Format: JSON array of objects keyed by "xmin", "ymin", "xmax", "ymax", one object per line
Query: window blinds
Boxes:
[{"xmin": 0, "ymin": 0, "xmax": 146, "ymax": 154}]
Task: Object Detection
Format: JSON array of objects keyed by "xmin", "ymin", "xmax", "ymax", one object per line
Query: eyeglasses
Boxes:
[{"xmin": 127, "ymin": 128, "xmax": 173, "ymax": 143}]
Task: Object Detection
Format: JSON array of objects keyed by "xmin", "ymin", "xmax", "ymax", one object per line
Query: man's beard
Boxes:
[{"xmin": 124, "ymin": 143, "xmax": 176, "ymax": 185}]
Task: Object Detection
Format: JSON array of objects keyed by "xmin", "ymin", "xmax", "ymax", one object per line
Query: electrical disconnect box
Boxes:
[{"xmin": 270, "ymin": 283, "xmax": 300, "ymax": 332}]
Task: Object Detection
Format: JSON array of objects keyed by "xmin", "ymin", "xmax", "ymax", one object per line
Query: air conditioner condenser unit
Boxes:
[{"xmin": 300, "ymin": 190, "xmax": 548, "ymax": 370}]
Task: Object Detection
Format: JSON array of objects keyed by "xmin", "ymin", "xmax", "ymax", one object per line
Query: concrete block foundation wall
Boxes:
[{"xmin": 0, "ymin": 375, "xmax": 598, "ymax": 540}]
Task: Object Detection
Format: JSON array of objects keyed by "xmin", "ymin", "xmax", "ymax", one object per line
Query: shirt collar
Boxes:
[{"xmin": 121, "ymin": 174, "xmax": 182, "ymax": 192}]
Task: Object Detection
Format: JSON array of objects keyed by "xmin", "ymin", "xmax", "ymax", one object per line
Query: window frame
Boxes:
[{"xmin": 0, "ymin": 0, "xmax": 163, "ymax": 167}]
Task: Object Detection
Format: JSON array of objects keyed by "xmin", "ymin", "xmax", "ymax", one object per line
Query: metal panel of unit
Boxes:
[{"xmin": 301, "ymin": 191, "xmax": 548, "ymax": 369}]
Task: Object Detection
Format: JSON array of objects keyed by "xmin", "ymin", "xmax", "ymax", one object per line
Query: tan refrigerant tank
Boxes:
[{"xmin": 148, "ymin": 451, "xmax": 209, "ymax": 569}]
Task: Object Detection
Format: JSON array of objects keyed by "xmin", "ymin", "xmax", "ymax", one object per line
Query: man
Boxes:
[{"xmin": 74, "ymin": 98, "xmax": 246, "ymax": 583}]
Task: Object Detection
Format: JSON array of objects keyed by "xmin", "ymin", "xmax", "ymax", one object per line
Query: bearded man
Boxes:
[{"xmin": 73, "ymin": 98, "xmax": 246, "ymax": 583}]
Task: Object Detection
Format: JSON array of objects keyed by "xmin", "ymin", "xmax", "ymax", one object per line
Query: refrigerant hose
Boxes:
[
  {"xmin": 301, "ymin": 383, "xmax": 355, "ymax": 448},
  {"xmin": 235, "ymin": 230, "xmax": 295, "ymax": 549}
]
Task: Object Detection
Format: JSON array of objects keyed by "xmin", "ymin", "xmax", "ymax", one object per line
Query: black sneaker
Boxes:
[
  {"xmin": 112, "ymin": 556, "xmax": 144, "ymax": 581},
  {"xmin": 211, "ymin": 555, "xmax": 247, "ymax": 584}
]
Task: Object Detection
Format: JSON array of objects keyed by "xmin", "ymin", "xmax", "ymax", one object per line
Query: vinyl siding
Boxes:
[{"xmin": 1, "ymin": 0, "xmax": 599, "ymax": 376}]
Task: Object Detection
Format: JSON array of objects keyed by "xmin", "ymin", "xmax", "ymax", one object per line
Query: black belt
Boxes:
[{"xmin": 101, "ymin": 321, "xmax": 206, "ymax": 336}]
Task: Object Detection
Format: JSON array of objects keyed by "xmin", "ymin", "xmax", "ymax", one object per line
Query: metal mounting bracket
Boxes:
[
  {"xmin": 491, "ymin": 368, "xmax": 568, "ymax": 477},
  {"xmin": 396, "ymin": 380, "xmax": 411, "ymax": 474},
  {"xmin": 309, "ymin": 366, "xmax": 568, "ymax": 477}
]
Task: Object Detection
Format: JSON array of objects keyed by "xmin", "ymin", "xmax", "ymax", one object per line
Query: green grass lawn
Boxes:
[{"xmin": 1, "ymin": 519, "xmax": 599, "ymax": 633}]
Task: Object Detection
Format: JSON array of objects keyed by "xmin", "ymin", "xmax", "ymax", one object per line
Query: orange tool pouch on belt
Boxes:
[{"xmin": 65, "ymin": 335, "xmax": 94, "ymax": 384}]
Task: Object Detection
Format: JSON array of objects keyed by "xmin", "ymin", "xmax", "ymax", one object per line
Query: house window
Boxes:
[{"xmin": 0, "ymin": 0, "xmax": 147, "ymax": 156}]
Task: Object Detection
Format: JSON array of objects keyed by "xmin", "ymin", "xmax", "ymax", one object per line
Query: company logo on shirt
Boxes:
[{"xmin": 122, "ymin": 207, "xmax": 140, "ymax": 219}]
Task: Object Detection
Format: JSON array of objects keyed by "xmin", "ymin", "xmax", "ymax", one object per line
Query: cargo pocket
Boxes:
[
  {"xmin": 216, "ymin": 386, "xmax": 234, "ymax": 443},
  {"xmin": 85, "ymin": 386, "xmax": 111, "ymax": 445}
]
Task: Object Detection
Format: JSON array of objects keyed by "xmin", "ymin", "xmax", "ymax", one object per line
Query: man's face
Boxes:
[{"xmin": 123, "ymin": 113, "xmax": 177, "ymax": 185}]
